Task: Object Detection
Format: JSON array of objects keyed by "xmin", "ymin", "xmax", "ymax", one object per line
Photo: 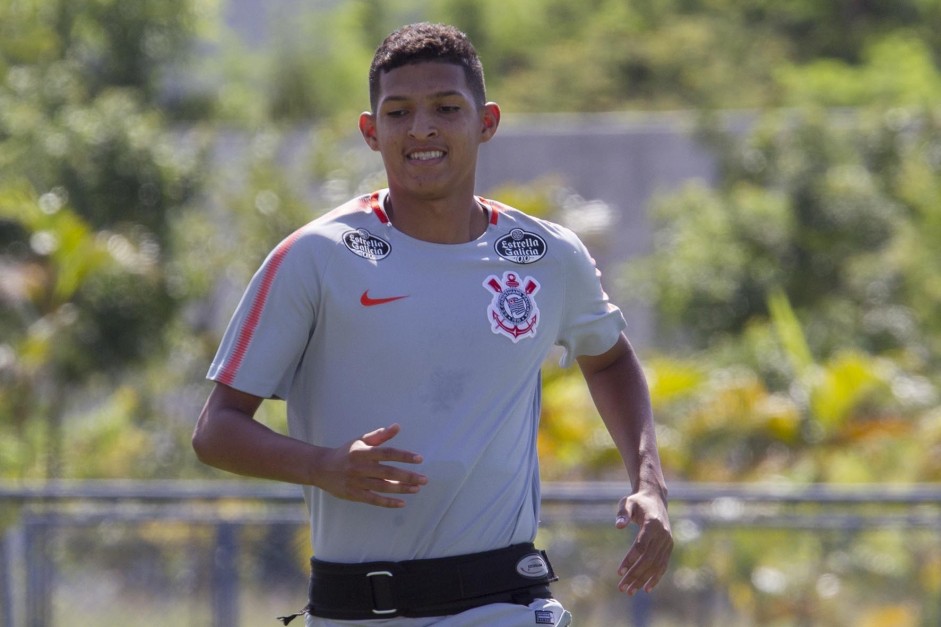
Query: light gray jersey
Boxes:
[{"xmin": 208, "ymin": 190, "xmax": 626, "ymax": 562}]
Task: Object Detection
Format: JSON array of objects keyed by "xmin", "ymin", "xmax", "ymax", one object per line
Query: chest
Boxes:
[{"xmin": 315, "ymin": 232, "xmax": 565, "ymax": 367}]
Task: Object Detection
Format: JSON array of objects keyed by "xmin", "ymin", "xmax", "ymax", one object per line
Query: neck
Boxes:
[{"xmin": 384, "ymin": 191, "xmax": 487, "ymax": 244}]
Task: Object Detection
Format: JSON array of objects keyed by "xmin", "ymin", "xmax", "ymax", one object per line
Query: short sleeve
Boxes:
[
  {"xmin": 207, "ymin": 227, "xmax": 322, "ymax": 399},
  {"xmin": 554, "ymin": 228, "xmax": 626, "ymax": 368}
]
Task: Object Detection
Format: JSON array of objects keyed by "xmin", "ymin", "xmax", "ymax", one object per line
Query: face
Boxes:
[{"xmin": 359, "ymin": 61, "xmax": 500, "ymax": 204}]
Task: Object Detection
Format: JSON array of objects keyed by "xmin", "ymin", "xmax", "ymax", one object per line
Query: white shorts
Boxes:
[{"xmin": 305, "ymin": 597, "xmax": 572, "ymax": 627}]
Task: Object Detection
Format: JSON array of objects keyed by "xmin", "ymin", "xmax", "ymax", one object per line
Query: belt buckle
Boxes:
[{"xmin": 366, "ymin": 570, "xmax": 397, "ymax": 615}]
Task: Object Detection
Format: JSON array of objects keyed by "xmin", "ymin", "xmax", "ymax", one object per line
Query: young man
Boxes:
[{"xmin": 193, "ymin": 22, "xmax": 672, "ymax": 626}]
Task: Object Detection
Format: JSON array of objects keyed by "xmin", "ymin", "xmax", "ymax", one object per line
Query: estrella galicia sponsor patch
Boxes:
[
  {"xmin": 484, "ymin": 272, "xmax": 541, "ymax": 342},
  {"xmin": 342, "ymin": 229, "xmax": 391, "ymax": 260},
  {"xmin": 534, "ymin": 610, "xmax": 555, "ymax": 625},
  {"xmin": 516, "ymin": 553, "xmax": 551, "ymax": 579},
  {"xmin": 494, "ymin": 229, "xmax": 547, "ymax": 264}
]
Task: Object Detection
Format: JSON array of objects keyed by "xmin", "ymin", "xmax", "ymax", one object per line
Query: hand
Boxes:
[
  {"xmin": 615, "ymin": 489, "xmax": 673, "ymax": 595},
  {"xmin": 316, "ymin": 424, "xmax": 427, "ymax": 508}
]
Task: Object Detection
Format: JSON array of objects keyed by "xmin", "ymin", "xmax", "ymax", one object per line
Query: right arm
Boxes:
[{"xmin": 192, "ymin": 382, "xmax": 428, "ymax": 508}]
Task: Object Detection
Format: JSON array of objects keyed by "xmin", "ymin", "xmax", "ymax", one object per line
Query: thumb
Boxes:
[
  {"xmin": 616, "ymin": 496, "xmax": 634, "ymax": 529},
  {"xmin": 361, "ymin": 423, "xmax": 401, "ymax": 446}
]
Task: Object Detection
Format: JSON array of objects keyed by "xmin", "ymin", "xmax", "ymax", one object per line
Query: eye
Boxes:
[
  {"xmin": 386, "ymin": 109, "xmax": 409, "ymax": 118},
  {"xmin": 439, "ymin": 105, "xmax": 461, "ymax": 113}
]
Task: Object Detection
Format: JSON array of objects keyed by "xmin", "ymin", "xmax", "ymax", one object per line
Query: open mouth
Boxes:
[{"xmin": 408, "ymin": 150, "xmax": 446, "ymax": 162}]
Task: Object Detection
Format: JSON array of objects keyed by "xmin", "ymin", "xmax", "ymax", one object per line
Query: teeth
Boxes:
[{"xmin": 409, "ymin": 150, "xmax": 444, "ymax": 161}]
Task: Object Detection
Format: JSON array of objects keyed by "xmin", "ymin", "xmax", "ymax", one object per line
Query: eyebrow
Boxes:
[{"xmin": 380, "ymin": 90, "xmax": 469, "ymax": 105}]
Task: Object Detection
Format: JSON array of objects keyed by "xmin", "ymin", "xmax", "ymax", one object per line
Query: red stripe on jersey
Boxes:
[
  {"xmin": 369, "ymin": 192, "xmax": 390, "ymax": 224},
  {"xmin": 217, "ymin": 229, "xmax": 304, "ymax": 386},
  {"xmin": 479, "ymin": 197, "xmax": 500, "ymax": 225}
]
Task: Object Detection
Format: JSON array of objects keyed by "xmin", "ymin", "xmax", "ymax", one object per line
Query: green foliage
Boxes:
[
  {"xmin": 0, "ymin": 70, "xmax": 203, "ymax": 241},
  {"xmin": 0, "ymin": 0, "xmax": 209, "ymax": 360},
  {"xmin": 628, "ymin": 180, "xmax": 795, "ymax": 343},
  {"xmin": 172, "ymin": 0, "xmax": 941, "ymax": 121},
  {"xmin": 778, "ymin": 33, "xmax": 941, "ymax": 108},
  {"xmin": 621, "ymin": 241, "xmax": 940, "ymax": 484},
  {"xmin": 540, "ymin": 365, "xmax": 622, "ymax": 479},
  {"xmin": 664, "ymin": 524, "xmax": 939, "ymax": 626},
  {"xmin": 540, "ymin": 279, "xmax": 939, "ymax": 484},
  {"xmin": 264, "ymin": 9, "xmax": 374, "ymax": 122},
  {"xmin": 0, "ymin": 0, "xmax": 208, "ymax": 478},
  {"xmin": 0, "ymin": 0, "xmax": 207, "ymax": 100},
  {"xmin": 631, "ymin": 107, "xmax": 940, "ymax": 360}
]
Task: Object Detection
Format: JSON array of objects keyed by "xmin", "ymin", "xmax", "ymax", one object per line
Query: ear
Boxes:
[
  {"xmin": 359, "ymin": 112, "xmax": 380, "ymax": 151},
  {"xmin": 480, "ymin": 102, "xmax": 501, "ymax": 143}
]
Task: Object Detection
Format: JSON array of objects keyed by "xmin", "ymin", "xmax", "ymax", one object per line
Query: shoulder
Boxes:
[
  {"xmin": 483, "ymin": 197, "xmax": 587, "ymax": 257},
  {"xmin": 277, "ymin": 193, "xmax": 384, "ymax": 255},
  {"xmin": 312, "ymin": 194, "xmax": 379, "ymax": 228}
]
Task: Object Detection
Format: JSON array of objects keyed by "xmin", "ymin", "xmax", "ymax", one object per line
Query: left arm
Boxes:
[{"xmin": 577, "ymin": 332, "xmax": 673, "ymax": 595}]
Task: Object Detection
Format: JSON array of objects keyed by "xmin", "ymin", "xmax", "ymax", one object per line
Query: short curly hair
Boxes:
[{"xmin": 368, "ymin": 23, "xmax": 486, "ymax": 113}]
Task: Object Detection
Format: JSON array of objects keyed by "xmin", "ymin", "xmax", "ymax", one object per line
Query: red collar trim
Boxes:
[
  {"xmin": 479, "ymin": 197, "xmax": 500, "ymax": 225},
  {"xmin": 368, "ymin": 191, "xmax": 390, "ymax": 224},
  {"xmin": 369, "ymin": 192, "xmax": 500, "ymax": 226}
]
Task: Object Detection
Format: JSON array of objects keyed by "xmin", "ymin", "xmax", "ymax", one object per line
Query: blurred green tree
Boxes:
[
  {"xmin": 0, "ymin": 0, "xmax": 208, "ymax": 477},
  {"xmin": 611, "ymin": 102, "xmax": 941, "ymax": 486},
  {"xmin": 159, "ymin": 0, "xmax": 941, "ymax": 122},
  {"xmin": 631, "ymin": 107, "xmax": 941, "ymax": 360}
]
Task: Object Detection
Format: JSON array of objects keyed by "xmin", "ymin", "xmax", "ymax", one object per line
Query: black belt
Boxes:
[{"xmin": 279, "ymin": 543, "xmax": 557, "ymax": 623}]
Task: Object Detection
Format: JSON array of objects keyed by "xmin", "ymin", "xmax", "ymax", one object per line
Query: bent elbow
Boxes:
[
  {"xmin": 191, "ymin": 424, "xmax": 220, "ymax": 466},
  {"xmin": 191, "ymin": 432, "xmax": 209, "ymax": 464}
]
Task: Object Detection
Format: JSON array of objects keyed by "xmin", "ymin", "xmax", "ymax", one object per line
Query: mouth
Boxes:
[{"xmin": 407, "ymin": 149, "xmax": 446, "ymax": 162}]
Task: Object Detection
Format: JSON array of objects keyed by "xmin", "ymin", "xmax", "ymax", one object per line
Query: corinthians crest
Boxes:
[{"xmin": 483, "ymin": 272, "xmax": 541, "ymax": 342}]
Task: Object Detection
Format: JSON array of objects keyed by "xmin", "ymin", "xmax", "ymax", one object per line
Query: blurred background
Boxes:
[{"xmin": 1, "ymin": 1, "xmax": 940, "ymax": 625}]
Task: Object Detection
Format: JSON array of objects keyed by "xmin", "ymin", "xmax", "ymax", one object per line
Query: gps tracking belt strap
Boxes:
[{"xmin": 281, "ymin": 542, "xmax": 557, "ymax": 622}]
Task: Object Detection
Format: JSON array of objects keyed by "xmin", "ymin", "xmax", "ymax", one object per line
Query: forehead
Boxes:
[{"xmin": 376, "ymin": 61, "xmax": 473, "ymax": 104}]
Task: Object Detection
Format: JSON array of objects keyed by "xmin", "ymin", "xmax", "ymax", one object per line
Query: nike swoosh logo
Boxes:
[{"xmin": 360, "ymin": 290, "xmax": 409, "ymax": 307}]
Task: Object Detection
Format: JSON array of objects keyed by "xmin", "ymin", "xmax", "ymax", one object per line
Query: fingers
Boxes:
[
  {"xmin": 351, "ymin": 425, "xmax": 424, "ymax": 468},
  {"xmin": 348, "ymin": 452, "xmax": 428, "ymax": 488},
  {"xmin": 343, "ymin": 454, "xmax": 428, "ymax": 508},
  {"xmin": 322, "ymin": 424, "xmax": 428, "ymax": 509},
  {"xmin": 346, "ymin": 475, "xmax": 425, "ymax": 509},
  {"xmin": 615, "ymin": 495, "xmax": 673, "ymax": 596},
  {"xmin": 330, "ymin": 470, "xmax": 426, "ymax": 508},
  {"xmin": 360, "ymin": 423, "xmax": 404, "ymax": 447},
  {"xmin": 617, "ymin": 525, "xmax": 672, "ymax": 595}
]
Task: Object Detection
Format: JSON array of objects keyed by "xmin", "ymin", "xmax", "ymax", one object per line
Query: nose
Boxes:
[{"xmin": 408, "ymin": 109, "xmax": 438, "ymax": 140}]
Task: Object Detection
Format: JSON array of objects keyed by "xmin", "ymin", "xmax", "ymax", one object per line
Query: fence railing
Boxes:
[{"xmin": 2, "ymin": 480, "xmax": 940, "ymax": 627}]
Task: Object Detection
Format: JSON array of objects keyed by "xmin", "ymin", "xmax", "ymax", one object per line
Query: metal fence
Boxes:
[{"xmin": 2, "ymin": 480, "xmax": 940, "ymax": 627}]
